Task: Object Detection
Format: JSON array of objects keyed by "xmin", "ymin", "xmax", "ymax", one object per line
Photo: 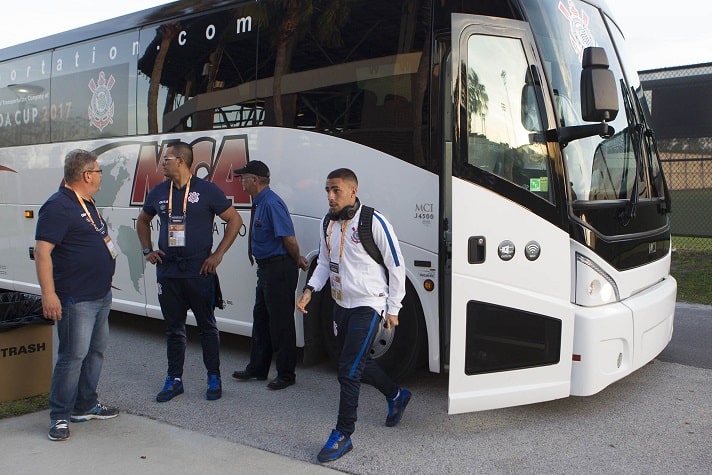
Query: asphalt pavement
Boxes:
[{"xmin": 1, "ymin": 302, "xmax": 710, "ymax": 474}]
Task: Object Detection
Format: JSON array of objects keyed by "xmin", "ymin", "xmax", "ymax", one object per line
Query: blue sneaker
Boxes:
[
  {"xmin": 206, "ymin": 374, "xmax": 222, "ymax": 400},
  {"xmin": 70, "ymin": 403, "xmax": 119, "ymax": 422},
  {"xmin": 156, "ymin": 376, "xmax": 184, "ymax": 402},
  {"xmin": 385, "ymin": 387, "xmax": 412, "ymax": 427},
  {"xmin": 48, "ymin": 419, "xmax": 70, "ymax": 441},
  {"xmin": 317, "ymin": 429, "xmax": 353, "ymax": 462}
]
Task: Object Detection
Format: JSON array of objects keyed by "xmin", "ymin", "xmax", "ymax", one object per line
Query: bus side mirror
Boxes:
[
  {"xmin": 580, "ymin": 46, "xmax": 618, "ymax": 122},
  {"xmin": 546, "ymin": 47, "xmax": 618, "ymax": 147},
  {"xmin": 520, "ymin": 66, "xmax": 543, "ymax": 133}
]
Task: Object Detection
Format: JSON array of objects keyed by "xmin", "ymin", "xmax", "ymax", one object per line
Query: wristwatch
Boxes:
[
  {"xmin": 142, "ymin": 248, "xmax": 153, "ymax": 256},
  {"xmin": 303, "ymin": 284, "xmax": 314, "ymax": 293}
]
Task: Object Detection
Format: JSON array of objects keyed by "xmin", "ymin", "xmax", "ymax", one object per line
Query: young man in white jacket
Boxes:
[{"xmin": 296, "ymin": 168, "xmax": 411, "ymax": 463}]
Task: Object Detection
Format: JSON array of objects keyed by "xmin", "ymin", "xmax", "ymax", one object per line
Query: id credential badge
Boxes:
[
  {"xmin": 330, "ymin": 261, "xmax": 343, "ymax": 301},
  {"xmin": 169, "ymin": 215, "xmax": 186, "ymax": 247},
  {"xmin": 104, "ymin": 235, "xmax": 118, "ymax": 259}
]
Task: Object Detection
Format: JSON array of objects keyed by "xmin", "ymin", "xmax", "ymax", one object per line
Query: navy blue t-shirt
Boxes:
[
  {"xmin": 142, "ymin": 176, "xmax": 232, "ymax": 278},
  {"xmin": 250, "ymin": 186, "xmax": 296, "ymax": 260},
  {"xmin": 35, "ymin": 187, "xmax": 116, "ymax": 304}
]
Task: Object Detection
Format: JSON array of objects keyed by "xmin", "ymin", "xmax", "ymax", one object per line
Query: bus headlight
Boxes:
[{"xmin": 575, "ymin": 253, "xmax": 620, "ymax": 307}]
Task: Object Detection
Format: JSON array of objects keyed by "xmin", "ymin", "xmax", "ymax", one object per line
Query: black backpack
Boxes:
[{"xmin": 322, "ymin": 205, "xmax": 384, "ymax": 267}]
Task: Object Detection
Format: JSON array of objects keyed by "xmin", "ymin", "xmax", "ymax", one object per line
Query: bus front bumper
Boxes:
[{"xmin": 570, "ymin": 276, "xmax": 677, "ymax": 396}]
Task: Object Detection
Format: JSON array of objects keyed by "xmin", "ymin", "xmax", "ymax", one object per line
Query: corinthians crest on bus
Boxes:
[{"xmin": 88, "ymin": 71, "xmax": 115, "ymax": 132}]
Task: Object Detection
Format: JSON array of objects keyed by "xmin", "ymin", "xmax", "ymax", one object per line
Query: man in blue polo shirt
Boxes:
[
  {"xmin": 232, "ymin": 160, "xmax": 308, "ymax": 390},
  {"xmin": 35, "ymin": 149, "xmax": 119, "ymax": 441},
  {"xmin": 136, "ymin": 141, "xmax": 242, "ymax": 402}
]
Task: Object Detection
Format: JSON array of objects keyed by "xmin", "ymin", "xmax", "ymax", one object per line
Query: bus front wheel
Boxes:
[{"xmin": 319, "ymin": 281, "xmax": 425, "ymax": 380}]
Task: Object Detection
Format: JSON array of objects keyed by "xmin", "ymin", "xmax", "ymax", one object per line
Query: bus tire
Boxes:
[{"xmin": 319, "ymin": 280, "xmax": 426, "ymax": 380}]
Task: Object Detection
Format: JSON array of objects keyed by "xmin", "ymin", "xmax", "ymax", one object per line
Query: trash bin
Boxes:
[{"xmin": 0, "ymin": 292, "xmax": 53, "ymax": 403}]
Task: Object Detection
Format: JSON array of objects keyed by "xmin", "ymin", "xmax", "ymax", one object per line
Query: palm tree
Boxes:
[
  {"xmin": 467, "ymin": 68, "xmax": 489, "ymax": 134},
  {"xmin": 272, "ymin": 0, "xmax": 305, "ymax": 126},
  {"xmin": 403, "ymin": 0, "xmax": 432, "ymax": 167},
  {"xmin": 255, "ymin": 0, "xmax": 349, "ymax": 126},
  {"xmin": 147, "ymin": 22, "xmax": 181, "ymax": 134}
]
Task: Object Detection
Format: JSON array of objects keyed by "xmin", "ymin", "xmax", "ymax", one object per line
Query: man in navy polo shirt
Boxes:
[
  {"xmin": 35, "ymin": 149, "xmax": 120, "ymax": 441},
  {"xmin": 231, "ymin": 160, "xmax": 308, "ymax": 390},
  {"xmin": 136, "ymin": 141, "xmax": 242, "ymax": 402}
]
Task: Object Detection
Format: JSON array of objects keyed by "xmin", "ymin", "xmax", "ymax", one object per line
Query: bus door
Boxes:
[{"xmin": 447, "ymin": 15, "xmax": 574, "ymax": 414}]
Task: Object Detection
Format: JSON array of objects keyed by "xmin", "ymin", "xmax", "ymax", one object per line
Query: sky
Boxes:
[{"xmin": 0, "ymin": 1, "xmax": 710, "ymax": 71}]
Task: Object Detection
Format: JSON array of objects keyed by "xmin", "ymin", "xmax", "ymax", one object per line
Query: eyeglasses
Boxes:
[
  {"xmin": 162, "ymin": 156, "xmax": 180, "ymax": 165},
  {"xmin": 239, "ymin": 175, "xmax": 255, "ymax": 182},
  {"xmin": 84, "ymin": 169, "xmax": 103, "ymax": 174}
]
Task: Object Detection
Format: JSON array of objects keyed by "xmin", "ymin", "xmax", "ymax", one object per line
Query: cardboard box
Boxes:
[{"xmin": 0, "ymin": 323, "xmax": 53, "ymax": 403}]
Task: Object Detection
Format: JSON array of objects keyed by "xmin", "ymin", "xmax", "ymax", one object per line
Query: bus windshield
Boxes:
[{"xmin": 523, "ymin": 0, "xmax": 647, "ymax": 203}]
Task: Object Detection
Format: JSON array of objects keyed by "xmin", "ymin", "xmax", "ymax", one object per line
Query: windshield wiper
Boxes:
[
  {"xmin": 631, "ymin": 86, "xmax": 672, "ymax": 214},
  {"xmin": 619, "ymin": 80, "xmax": 642, "ymax": 222}
]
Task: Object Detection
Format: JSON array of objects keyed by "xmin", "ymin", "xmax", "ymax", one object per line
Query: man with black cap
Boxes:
[{"xmin": 232, "ymin": 160, "xmax": 308, "ymax": 390}]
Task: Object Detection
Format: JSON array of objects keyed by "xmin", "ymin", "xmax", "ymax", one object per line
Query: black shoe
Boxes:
[
  {"xmin": 70, "ymin": 403, "xmax": 120, "ymax": 422},
  {"xmin": 232, "ymin": 370, "xmax": 267, "ymax": 381},
  {"xmin": 267, "ymin": 377, "xmax": 295, "ymax": 390}
]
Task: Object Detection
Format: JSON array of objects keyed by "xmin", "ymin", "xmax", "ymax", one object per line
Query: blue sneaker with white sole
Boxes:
[{"xmin": 70, "ymin": 403, "xmax": 119, "ymax": 422}]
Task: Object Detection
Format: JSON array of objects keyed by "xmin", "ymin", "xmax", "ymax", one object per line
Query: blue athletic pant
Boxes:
[{"xmin": 333, "ymin": 304, "xmax": 398, "ymax": 437}]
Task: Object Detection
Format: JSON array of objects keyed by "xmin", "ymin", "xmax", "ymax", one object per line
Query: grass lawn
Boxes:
[
  {"xmin": 671, "ymin": 238, "xmax": 712, "ymax": 305},
  {"xmin": 0, "ymin": 394, "xmax": 48, "ymax": 419}
]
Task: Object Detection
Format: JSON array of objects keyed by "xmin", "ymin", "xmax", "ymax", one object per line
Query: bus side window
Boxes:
[{"xmin": 463, "ymin": 34, "xmax": 553, "ymax": 203}]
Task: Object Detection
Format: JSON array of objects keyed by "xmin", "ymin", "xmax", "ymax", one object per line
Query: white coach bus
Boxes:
[{"xmin": 0, "ymin": 0, "xmax": 676, "ymax": 414}]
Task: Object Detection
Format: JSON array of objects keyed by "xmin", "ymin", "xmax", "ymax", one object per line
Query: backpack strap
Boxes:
[{"xmin": 358, "ymin": 206, "xmax": 384, "ymax": 267}]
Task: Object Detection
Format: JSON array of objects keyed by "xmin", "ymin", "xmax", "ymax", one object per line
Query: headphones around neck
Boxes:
[{"xmin": 328, "ymin": 198, "xmax": 361, "ymax": 221}]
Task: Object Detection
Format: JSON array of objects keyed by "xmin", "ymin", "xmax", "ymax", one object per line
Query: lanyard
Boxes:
[
  {"xmin": 325, "ymin": 219, "xmax": 349, "ymax": 263},
  {"xmin": 66, "ymin": 186, "xmax": 105, "ymax": 233},
  {"xmin": 168, "ymin": 175, "xmax": 191, "ymax": 218}
]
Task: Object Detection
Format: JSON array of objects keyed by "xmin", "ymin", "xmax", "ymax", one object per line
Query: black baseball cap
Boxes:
[{"xmin": 234, "ymin": 160, "xmax": 270, "ymax": 178}]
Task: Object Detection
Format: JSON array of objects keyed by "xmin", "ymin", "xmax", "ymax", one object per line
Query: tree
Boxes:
[
  {"xmin": 255, "ymin": 0, "xmax": 349, "ymax": 126},
  {"xmin": 468, "ymin": 68, "xmax": 489, "ymax": 133},
  {"xmin": 147, "ymin": 22, "xmax": 181, "ymax": 134}
]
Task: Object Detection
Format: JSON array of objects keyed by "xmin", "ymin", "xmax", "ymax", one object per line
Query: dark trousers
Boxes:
[
  {"xmin": 333, "ymin": 304, "xmax": 398, "ymax": 438},
  {"xmin": 247, "ymin": 257, "xmax": 298, "ymax": 381},
  {"xmin": 157, "ymin": 274, "xmax": 220, "ymax": 378}
]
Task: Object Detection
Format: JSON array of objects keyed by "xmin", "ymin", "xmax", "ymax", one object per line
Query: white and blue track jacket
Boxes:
[{"xmin": 307, "ymin": 204, "xmax": 406, "ymax": 316}]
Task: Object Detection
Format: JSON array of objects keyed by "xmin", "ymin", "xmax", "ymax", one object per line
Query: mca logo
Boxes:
[{"xmin": 88, "ymin": 71, "xmax": 116, "ymax": 132}]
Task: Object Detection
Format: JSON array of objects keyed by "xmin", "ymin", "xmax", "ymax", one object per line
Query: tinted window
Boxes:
[
  {"xmin": 51, "ymin": 31, "xmax": 139, "ymax": 142},
  {"xmin": 136, "ymin": 4, "xmax": 259, "ymax": 134},
  {"xmin": 463, "ymin": 33, "xmax": 553, "ymax": 202},
  {"xmin": 135, "ymin": 1, "xmax": 431, "ymax": 168},
  {"xmin": 0, "ymin": 52, "xmax": 51, "ymax": 146}
]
